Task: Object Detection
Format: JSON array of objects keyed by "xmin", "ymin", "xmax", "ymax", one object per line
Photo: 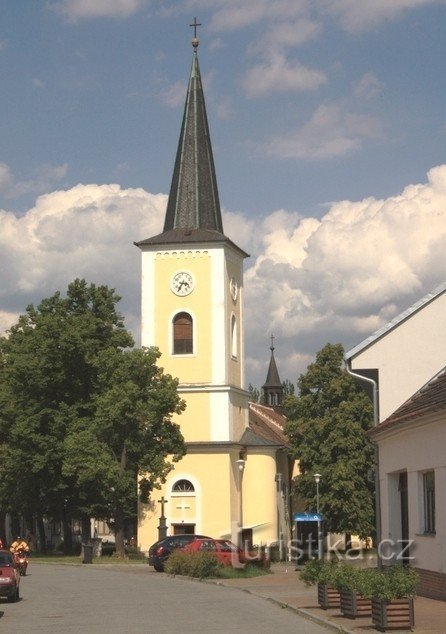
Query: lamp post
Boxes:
[
  {"xmin": 236, "ymin": 458, "xmax": 245, "ymax": 548},
  {"xmin": 314, "ymin": 473, "xmax": 322, "ymax": 559}
]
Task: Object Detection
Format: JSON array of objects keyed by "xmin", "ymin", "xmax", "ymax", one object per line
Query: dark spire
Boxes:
[
  {"xmin": 262, "ymin": 335, "xmax": 283, "ymax": 409},
  {"xmin": 163, "ymin": 25, "xmax": 223, "ymax": 234}
]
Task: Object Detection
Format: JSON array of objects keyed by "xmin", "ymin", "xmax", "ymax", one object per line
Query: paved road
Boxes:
[{"xmin": 0, "ymin": 563, "xmax": 331, "ymax": 633}]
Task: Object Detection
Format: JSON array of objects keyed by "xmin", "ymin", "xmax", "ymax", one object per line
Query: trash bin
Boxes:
[{"xmin": 82, "ymin": 544, "xmax": 93, "ymax": 564}]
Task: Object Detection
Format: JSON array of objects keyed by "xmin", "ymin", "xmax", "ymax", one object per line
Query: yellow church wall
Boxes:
[
  {"xmin": 138, "ymin": 451, "xmax": 238, "ymax": 551},
  {"xmin": 172, "ymin": 391, "xmax": 211, "ymax": 442},
  {"xmin": 154, "ymin": 250, "xmax": 213, "ymax": 384},
  {"xmin": 229, "ymin": 390, "xmax": 249, "ymax": 441},
  {"xmin": 226, "ymin": 254, "xmax": 244, "ymax": 388},
  {"xmin": 243, "ymin": 450, "xmax": 279, "ymax": 545}
]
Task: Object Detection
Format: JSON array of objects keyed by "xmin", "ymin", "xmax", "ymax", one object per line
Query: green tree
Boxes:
[
  {"xmin": 282, "ymin": 379, "xmax": 295, "ymax": 396},
  {"xmin": 284, "ymin": 343, "xmax": 375, "ymax": 543},
  {"xmin": 248, "ymin": 384, "xmax": 261, "ymax": 403},
  {"xmin": 0, "ymin": 280, "xmax": 183, "ymax": 551},
  {"xmin": 0, "ymin": 279, "xmax": 133, "ymax": 549},
  {"xmin": 63, "ymin": 347, "xmax": 186, "ymax": 557}
]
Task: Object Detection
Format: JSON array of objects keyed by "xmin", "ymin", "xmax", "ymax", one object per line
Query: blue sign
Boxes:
[{"xmin": 294, "ymin": 513, "xmax": 323, "ymax": 522}]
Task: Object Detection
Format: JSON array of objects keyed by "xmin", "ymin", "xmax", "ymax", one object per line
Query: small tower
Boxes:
[{"xmin": 262, "ymin": 335, "xmax": 283, "ymax": 409}]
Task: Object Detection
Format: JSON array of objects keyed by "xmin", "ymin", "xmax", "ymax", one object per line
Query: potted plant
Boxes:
[
  {"xmin": 299, "ymin": 559, "xmax": 340, "ymax": 609},
  {"xmin": 334, "ymin": 564, "xmax": 372, "ymax": 619},
  {"xmin": 361, "ymin": 565, "xmax": 418, "ymax": 632}
]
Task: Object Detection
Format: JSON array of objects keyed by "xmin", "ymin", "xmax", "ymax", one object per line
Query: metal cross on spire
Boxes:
[
  {"xmin": 270, "ymin": 333, "xmax": 275, "ymax": 351},
  {"xmin": 190, "ymin": 17, "xmax": 201, "ymax": 49}
]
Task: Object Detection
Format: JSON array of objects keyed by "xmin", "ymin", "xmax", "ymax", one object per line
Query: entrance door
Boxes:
[{"xmin": 172, "ymin": 524, "xmax": 195, "ymax": 535}]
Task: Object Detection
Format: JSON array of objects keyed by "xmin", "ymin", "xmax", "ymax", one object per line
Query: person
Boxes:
[{"xmin": 10, "ymin": 536, "xmax": 30, "ymax": 557}]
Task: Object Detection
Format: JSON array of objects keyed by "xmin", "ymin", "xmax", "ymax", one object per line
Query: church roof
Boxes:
[
  {"xmin": 163, "ymin": 51, "xmax": 222, "ymax": 234},
  {"xmin": 246, "ymin": 402, "xmax": 289, "ymax": 446},
  {"xmin": 135, "ymin": 41, "xmax": 248, "ymax": 256},
  {"xmin": 369, "ymin": 366, "xmax": 446, "ymax": 437},
  {"xmin": 262, "ymin": 346, "xmax": 282, "ymax": 389}
]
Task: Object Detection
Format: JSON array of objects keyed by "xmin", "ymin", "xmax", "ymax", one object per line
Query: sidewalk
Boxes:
[{"xmin": 211, "ymin": 562, "xmax": 446, "ymax": 633}]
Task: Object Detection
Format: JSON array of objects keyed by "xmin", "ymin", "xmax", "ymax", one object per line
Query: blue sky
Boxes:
[{"xmin": 1, "ymin": 1, "xmax": 446, "ymax": 388}]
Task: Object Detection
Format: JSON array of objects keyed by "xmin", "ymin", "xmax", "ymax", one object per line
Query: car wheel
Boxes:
[
  {"xmin": 154, "ymin": 564, "xmax": 164, "ymax": 572},
  {"xmin": 8, "ymin": 587, "xmax": 19, "ymax": 603}
]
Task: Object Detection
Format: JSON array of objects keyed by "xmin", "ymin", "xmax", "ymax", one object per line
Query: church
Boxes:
[{"xmin": 135, "ymin": 27, "xmax": 292, "ymax": 552}]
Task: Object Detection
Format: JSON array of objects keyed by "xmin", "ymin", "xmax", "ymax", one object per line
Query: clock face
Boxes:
[
  {"xmin": 171, "ymin": 271, "xmax": 194, "ymax": 296},
  {"xmin": 230, "ymin": 277, "xmax": 238, "ymax": 301}
]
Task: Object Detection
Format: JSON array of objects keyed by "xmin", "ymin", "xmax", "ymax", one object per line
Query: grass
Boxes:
[
  {"xmin": 30, "ymin": 552, "xmax": 148, "ymax": 565},
  {"xmin": 215, "ymin": 564, "xmax": 271, "ymax": 579}
]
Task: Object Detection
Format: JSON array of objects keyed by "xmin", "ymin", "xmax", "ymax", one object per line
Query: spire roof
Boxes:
[
  {"xmin": 163, "ymin": 50, "xmax": 223, "ymax": 233},
  {"xmin": 262, "ymin": 336, "xmax": 282, "ymax": 389},
  {"xmin": 135, "ymin": 27, "xmax": 248, "ymax": 258}
]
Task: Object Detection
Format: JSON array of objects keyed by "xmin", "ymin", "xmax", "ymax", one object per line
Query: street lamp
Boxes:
[
  {"xmin": 314, "ymin": 473, "xmax": 322, "ymax": 559},
  {"xmin": 236, "ymin": 458, "xmax": 245, "ymax": 547},
  {"xmin": 314, "ymin": 473, "xmax": 321, "ymax": 513}
]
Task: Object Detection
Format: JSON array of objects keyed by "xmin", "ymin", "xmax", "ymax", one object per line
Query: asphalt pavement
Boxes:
[{"xmin": 0, "ymin": 561, "xmax": 329, "ymax": 633}]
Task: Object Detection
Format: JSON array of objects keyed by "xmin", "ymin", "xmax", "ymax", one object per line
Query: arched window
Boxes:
[
  {"xmin": 173, "ymin": 312, "xmax": 193, "ymax": 354},
  {"xmin": 172, "ymin": 479, "xmax": 195, "ymax": 493},
  {"xmin": 231, "ymin": 315, "xmax": 238, "ymax": 358}
]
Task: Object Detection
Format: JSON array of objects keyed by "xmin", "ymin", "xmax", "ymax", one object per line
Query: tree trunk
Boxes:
[
  {"xmin": 37, "ymin": 515, "xmax": 47, "ymax": 553},
  {"xmin": 81, "ymin": 514, "xmax": 91, "ymax": 544},
  {"xmin": 113, "ymin": 442, "xmax": 127, "ymax": 558},
  {"xmin": 345, "ymin": 532, "xmax": 352, "ymax": 551},
  {"xmin": 0, "ymin": 510, "xmax": 7, "ymax": 547},
  {"xmin": 62, "ymin": 515, "xmax": 73, "ymax": 555},
  {"xmin": 114, "ymin": 507, "xmax": 126, "ymax": 558},
  {"xmin": 10, "ymin": 513, "xmax": 21, "ymax": 540}
]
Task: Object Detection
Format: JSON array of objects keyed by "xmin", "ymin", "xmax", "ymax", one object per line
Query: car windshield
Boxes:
[{"xmin": 0, "ymin": 553, "xmax": 11, "ymax": 565}]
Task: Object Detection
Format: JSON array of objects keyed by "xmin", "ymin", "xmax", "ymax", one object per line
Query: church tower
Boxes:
[
  {"xmin": 136, "ymin": 25, "xmax": 290, "ymax": 551},
  {"xmin": 262, "ymin": 336, "xmax": 284, "ymax": 409}
]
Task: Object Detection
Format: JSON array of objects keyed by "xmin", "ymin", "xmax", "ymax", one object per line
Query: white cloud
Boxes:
[
  {"xmin": 157, "ymin": 81, "xmax": 187, "ymax": 108},
  {"xmin": 354, "ymin": 73, "xmax": 384, "ymax": 101},
  {"xmin": 1, "ymin": 167, "xmax": 445, "ymax": 388},
  {"xmin": 243, "ymin": 164, "xmax": 446, "ymax": 383},
  {"xmin": 49, "ymin": 0, "xmax": 148, "ymax": 22},
  {"xmin": 321, "ymin": 0, "xmax": 445, "ymax": 32},
  {"xmin": 0, "ymin": 162, "xmax": 68, "ymax": 199},
  {"xmin": 265, "ymin": 103, "xmax": 382, "ymax": 159},
  {"xmin": 0, "ymin": 184, "xmax": 166, "ymax": 343},
  {"xmin": 243, "ymin": 53, "xmax": 327, "ymax": 97}
]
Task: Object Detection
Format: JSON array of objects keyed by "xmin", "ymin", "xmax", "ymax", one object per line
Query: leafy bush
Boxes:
[
  {"xmin": 165, "ymin": 550, "xmax": 221, "ymax": 578},
  {"xmin": 299, "ymin": 559, "xmax": 339, "ymax": 586},
  {"xmin": 332, "ymin": 564, "xmax": 377, "ymax": 597},
  {"xmin": 360, "ymin": 565, "xmax": 419, "ymax": 600}
]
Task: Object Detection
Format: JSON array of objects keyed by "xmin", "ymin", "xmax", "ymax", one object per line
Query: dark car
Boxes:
[
  {"xmin": 0, "ymin": 550, "xmax": 20, "ymax": 603},
  {"xmin": 148, "ymin": 534, "xmax": 210, "ymax": 572}
]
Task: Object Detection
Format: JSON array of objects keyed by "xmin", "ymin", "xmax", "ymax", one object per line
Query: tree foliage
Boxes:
[
  {"xmin": 284, "ymin": 343, "xmax": 375, "ymax": 540},
  {"xmin": 0, "ymin": 279, "xmax": 185, "ymax": 554}
]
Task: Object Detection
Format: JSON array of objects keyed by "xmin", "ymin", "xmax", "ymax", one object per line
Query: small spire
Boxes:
[{"xmin": 190, "ymin": 17, "xmax": 201, "ymax": 50}]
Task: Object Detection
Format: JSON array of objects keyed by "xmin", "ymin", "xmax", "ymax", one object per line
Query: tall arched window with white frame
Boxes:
[
  {"xmin": 173, "ymin": 312, "xmax": 193, "ymax": 354},
  {"xmin": 231, "ymin": 314, "xmax": 238, "ymax": 358}
]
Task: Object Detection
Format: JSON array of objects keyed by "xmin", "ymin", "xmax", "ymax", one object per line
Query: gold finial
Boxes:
[{"xmin": 190, "ymin": 17, "xmax": 201, "ymax": 49}]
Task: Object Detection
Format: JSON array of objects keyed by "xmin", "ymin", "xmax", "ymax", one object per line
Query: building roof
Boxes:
[
  {"xmin": 345, "ymin": 281, "xmax": 446, "ymax": 360},
  {"xmin": 246, "ymin": 402, "xmax": 288, "ymax": 446},
  {"xmin": 262, "ymin": 344, "xmax": 282, "ymax": 389},
  {"xmin": 135, "ymin": 45, "xmax": 249, "ymax": 256},
  {"xmin": 369, "ymin": 366, "xmax": 446, "ymax": 437}
]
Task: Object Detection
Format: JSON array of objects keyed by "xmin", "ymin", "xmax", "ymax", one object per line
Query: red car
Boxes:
[
  {"xmin": 0, "ymin": 550, "xmax": 20, "ymax": 602},
  {"xmin": 182, "ymin": 538, "xmax": 268, "ymax": 567}
]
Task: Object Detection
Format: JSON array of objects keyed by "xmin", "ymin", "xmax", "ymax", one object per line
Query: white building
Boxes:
[{"xmin": 345, "ymin": 282, "xmax": 446, "ymax": 600}]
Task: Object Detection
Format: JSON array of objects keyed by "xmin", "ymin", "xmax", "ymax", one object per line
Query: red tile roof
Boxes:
[{"xmin": 369, "ymin": 367, "xmax": 446, "ymax": 437}]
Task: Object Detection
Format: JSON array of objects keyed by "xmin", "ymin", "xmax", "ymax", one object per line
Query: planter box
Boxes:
[
  {"xmin": 371, "ymin": 597, "xmax": 415, "ymax": 631},
  {"xmin": 317, "ymin": 583, "xmax": 340, "ymax": 609},
  {"xmin": 340, "ymin": 588, "xmax": 372, "ymax": 619}
]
